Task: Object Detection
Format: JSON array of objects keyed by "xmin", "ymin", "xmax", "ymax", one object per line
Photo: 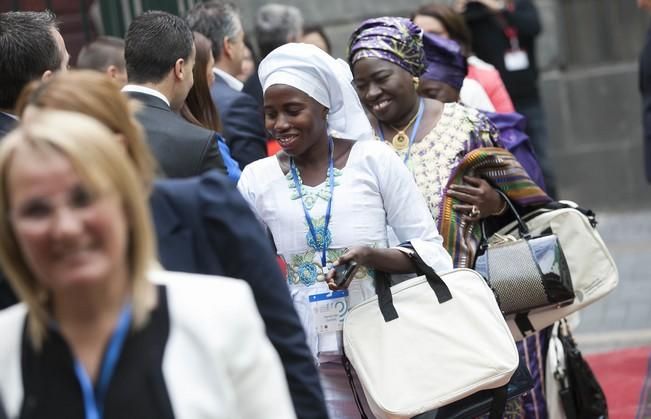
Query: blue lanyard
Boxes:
[
  {"xmin": 290, "ymin": 136, "xmax": 335, "ymax": 271},
  {"xmin": 73, "ymin": 302, "xmax": 133, "ymax": 419},
  {"xmin": 378, "ymin": 98, "xmax": 425, "ymax": 164}
]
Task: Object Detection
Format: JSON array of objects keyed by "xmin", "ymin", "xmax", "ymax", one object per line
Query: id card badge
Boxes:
[
  {"xmin": 309, "ymin": 289, "xmax": 349, "ymax": 334},
  {"xmin": 504, "ymin": 49, "xmax": 529, "ymax": 71}
]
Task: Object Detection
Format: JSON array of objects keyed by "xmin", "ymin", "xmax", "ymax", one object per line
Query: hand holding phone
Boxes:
[{"xmin": 332, "ymin": 261, "xmax": 359, "ymax": 289}]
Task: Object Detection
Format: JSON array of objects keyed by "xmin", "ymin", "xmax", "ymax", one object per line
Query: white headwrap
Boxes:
[{"xmin": 258, "ymin": 43, "xmax": 373, "ymax": 142}]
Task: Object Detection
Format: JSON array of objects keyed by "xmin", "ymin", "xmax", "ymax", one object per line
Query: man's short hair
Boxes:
[
  {"xmin": 186, "ymin": 1, "xmax": 240, "ymax": 61},
  {"xmin": 0, "ymin": 11, "xmax": 61, "ymax": 109},
  {"xmin": 77, "ymin": 36, "xmax": 126, "ymax": 72},
  {"xmin": 124, "ymin": 11, "xmax": 194, "ymax": 84},
  {"xmin": 254, "ymin": 4, "xmax": 303, "ymax": 59}
]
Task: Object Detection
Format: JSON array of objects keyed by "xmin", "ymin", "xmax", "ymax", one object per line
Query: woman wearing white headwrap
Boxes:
[{"xmin": 237, "ymin": 43, "xmax": 452, "ymax": 418}]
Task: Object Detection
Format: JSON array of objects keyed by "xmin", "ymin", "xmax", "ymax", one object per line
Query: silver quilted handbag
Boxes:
[{"xmin": 474, "ymin": 189, "xmax": 574, "ymax": 316}]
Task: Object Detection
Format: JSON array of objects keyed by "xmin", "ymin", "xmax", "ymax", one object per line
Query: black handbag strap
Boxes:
[
  {"xmin": 488, "ymin": 385, "xmax": 508, "ymax": 419},
  {"xmin": 374, "ymin": 271, "xmax": 399, "ymax": 322},
  {"xmin": 478, "ymin": 189, "xmax": 530, "ymax": 253},
  {"xmin": 374, "ymin": 249, "xmax": 453, "ymax": 323},
  {"xmin": 514, "ymin": 312, "xmax": 536, "ymax": 336}
]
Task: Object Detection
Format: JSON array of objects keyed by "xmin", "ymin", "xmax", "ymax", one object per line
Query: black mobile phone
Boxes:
[{"xmin": 333, "ymin": 261, "xmax": 359, "ymax": 288}]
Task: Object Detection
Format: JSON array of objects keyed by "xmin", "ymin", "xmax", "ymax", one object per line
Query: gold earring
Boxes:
[{"xmin": 412, "ymin": 77, "xmax": 420, "ymax": 91}]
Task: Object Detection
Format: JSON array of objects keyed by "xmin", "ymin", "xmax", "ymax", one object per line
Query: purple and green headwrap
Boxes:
[
  {"xmin": 348, "ymin": 17, "xmax": 425, "ymax": 77},
  {"xmin": 421, "ymin": 33, "xmax": 468, "ymax": 91}
]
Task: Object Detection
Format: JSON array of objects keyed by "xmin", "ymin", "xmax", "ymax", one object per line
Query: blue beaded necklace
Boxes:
[{"xmin": 289, "ymin": 136, "xmax": 335, "ymax": 273}]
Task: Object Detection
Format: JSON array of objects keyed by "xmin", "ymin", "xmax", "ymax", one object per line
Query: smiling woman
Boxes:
[
  {"xmin": 348, "ymin": 17, "xmax": 550, "ymax": 268},
  {"xmin": 237, "ymin": 42, "xmax": 453, "ymax": 418},
  {"xmin": 0, "ymin": 111, "xmax": 297, "ymax": 419},
  {"xmin": 0, "ymin": 111, "xmax": 154, "ymax": 348}
]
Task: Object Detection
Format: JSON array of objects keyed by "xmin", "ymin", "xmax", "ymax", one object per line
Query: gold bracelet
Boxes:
[{"xmin": 492, "ymin": 199, "xmax": 508, "ymax": 216}]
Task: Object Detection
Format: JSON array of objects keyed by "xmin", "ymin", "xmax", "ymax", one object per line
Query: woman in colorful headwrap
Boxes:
[
  {"xmin": 349, "ymin": 18, "xmax": 553, "ymax": 419},
  {"xmin": 237, "ymin": 43, "xmax": 453, "ymax": 418},
  {"xmin": 412, "ymin": 2, "xmax": 516, "ymax": 113},
  {"xmin": 419, "ymin": 32, "xmax": 494, "ymax": 111},
  {"xmin": 420, "ymin": 32, "xmax": 546, "ymax": 190},
  {"xmin": 348, "ymin": 16, "xmax": 550, "ymax": 269}
]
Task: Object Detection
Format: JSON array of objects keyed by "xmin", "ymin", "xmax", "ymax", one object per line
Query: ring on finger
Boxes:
[{"xmin": 470, "ymin": 205, "xmax": 480, "ymax": 218}]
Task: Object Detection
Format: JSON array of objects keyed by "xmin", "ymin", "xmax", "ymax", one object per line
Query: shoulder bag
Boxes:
[
  {"xmin": 474, "ymin": 189, "xmax": 575, "ymax": 317},
  {"xmin": 342, "ymin": 250, "xmax": 519, "ymax": 419},
  {"xmin": 481, "ymin": 200, "xmax": 618, "ymax": 340},
  {"xmin": 546, "ymin": 319, "xmax": 608, "ymax": 419}
]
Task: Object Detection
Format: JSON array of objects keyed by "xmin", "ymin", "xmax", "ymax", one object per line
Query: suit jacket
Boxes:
[
  {"xmin": 0, "ymin": 112, "xmax": 18, "ymax": 310},
  {"xmin": 128, "ymin": 92, "xmax": 226, "ymax": 178},
  {"xmin": 149, "ymin": 170, "xmax": 328, "ymax": 419},
  {"xmin": 242, "ymin": 71, "xmax": 264, "ymax": 108},
  {"xmin": 210, "ymin": 75, "xmax": 267, "ymax": 169},
  {"xmin": 0, "ymin": 112, "xmax": 16, "ymax": 140}
]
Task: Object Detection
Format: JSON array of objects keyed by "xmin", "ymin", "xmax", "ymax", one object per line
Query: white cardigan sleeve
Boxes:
[
  {"xmin": 155, "ymin": 271, "xmax": 297, "ymax": 419},
  {"xmin": 224, "ymin": 280, "xmax": 297, "ymax": 419}
]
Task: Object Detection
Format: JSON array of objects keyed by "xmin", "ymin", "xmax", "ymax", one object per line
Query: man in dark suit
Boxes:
[
  {"xmin": 187, "ymin": 1, "xmax": 267, "ymax": 168},
  {"xmin": 123, "ymin": 11, "xmax": 226, "ymax": 178},
  {"xmin": 243, "ymin": 4, "xmax": 304, "ymax": 108},
  {"xmin": 150, "ymin": 170, "xmax": 328, "ymax": 419},
  {"xmin": 0, "ymin": 11, "xmax": 69, "ymax": 140},
  {"xmin": 0, "ymin": 10, "xmax": 70, "ymax": 309}
]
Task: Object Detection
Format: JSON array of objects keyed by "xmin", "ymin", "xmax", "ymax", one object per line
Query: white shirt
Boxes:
[
  {"xmin": 121, "ymin": 84, "xmax": 171, "ymax": 107},
  {"xmin": 460, "ymin": 78, "xmax": 496, "ymax": 112},
  {"xmin": 213, "ymin": 67, "xmax": 244, "ymax": 91},
  {"xmin": 238, "ymin": 140, "xmax": 453, "ymax": 361}
]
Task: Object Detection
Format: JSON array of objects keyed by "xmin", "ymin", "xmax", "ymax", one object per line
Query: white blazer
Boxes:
[{"xmin": 0, "ymin": 270, "xmax": 297, "ymax": 419}]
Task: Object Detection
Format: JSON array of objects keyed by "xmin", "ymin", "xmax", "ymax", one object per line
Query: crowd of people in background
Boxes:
[{"xmin": 0, "ymin": 1, "xmax": 564, "ymax": 418}]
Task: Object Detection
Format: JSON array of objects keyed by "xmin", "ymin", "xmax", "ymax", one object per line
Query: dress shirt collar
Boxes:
[
  {"xmin": 121, "ymin": 85, "xmax": 171, "ymax": 107},
  {"xmin": 213, "ymin": 67, "xmax": 243, "ymax": 91}
]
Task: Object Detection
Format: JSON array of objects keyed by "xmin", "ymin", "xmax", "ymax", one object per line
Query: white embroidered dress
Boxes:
[{"xmin": 238, "ymin": 140, "xmax": 452, "ymax": 362}]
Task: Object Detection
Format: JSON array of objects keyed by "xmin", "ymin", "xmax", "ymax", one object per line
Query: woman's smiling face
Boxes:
[
  {"xmin": 7, "ymin": 146, "xmax": 128, "ymax": 293},
  {"xmin": 352, "ymin": 57, "xmax": 417, "ymax": 125},
  {"xmin": 263, "ymin": 84, "xmax": 328, "ymax": 156}
]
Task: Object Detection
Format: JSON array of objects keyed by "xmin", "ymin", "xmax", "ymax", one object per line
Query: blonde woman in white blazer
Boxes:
[{"xmin": 0, "ymin": 111, "xmax": 296, "ymax": 419}]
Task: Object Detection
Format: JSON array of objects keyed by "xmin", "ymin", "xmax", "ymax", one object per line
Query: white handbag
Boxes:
[
  {"xmin": 487, "ymin": 202, "xmax": 618, "ymax": 340},
  {"xmin": 342, "ymin": 255, "xmax": 519, "ymax": 419}
]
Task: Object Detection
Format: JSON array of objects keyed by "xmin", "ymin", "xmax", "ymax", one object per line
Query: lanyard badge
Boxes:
[{"xmin": 503, "ymin": 26, "xmax": 530, "ymax": 71}]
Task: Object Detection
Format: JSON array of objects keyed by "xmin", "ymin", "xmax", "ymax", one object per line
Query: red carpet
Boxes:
[{"xmin": 585, "ymin": 346, "xmax": 651, "ymax": 419}]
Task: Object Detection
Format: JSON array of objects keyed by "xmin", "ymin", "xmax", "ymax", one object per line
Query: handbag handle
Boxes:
[
  {"xmin": 374, "ymin": 249, "xmax": 453, "ymax": 323},
  {"xmin": 479, "ymin": 189, "xmax": 530, "ymax": 252},
  {"xmin": 494, "ymin": 189, "xmax": 530, "ymax": 238}
]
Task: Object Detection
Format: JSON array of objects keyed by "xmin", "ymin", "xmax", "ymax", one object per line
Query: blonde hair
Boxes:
[
  {"xmin": 0, "ymin": 111, "xmax": 157, "ymax": 347},
  {"xmin": 15, "ymin": 70, "xmax": 157, "ymax": 189}
]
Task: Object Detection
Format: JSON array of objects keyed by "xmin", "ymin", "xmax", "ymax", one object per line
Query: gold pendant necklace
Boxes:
[
  {"xmin": 386, "ymin": 108, "xmax": 420, "ymax": 151},
  {"xmin": 392, "ymin": 132, "xmax": 410, "ymax": 150}
]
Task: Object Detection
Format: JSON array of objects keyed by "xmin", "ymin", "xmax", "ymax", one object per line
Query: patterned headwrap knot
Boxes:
[
  {"xmin": 347, "ymin": 17, "xmax": 426, "ymax": 77},
  {"xmin": 422, "ymin": 33, "xmax": 468, "ymax": 91}
]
